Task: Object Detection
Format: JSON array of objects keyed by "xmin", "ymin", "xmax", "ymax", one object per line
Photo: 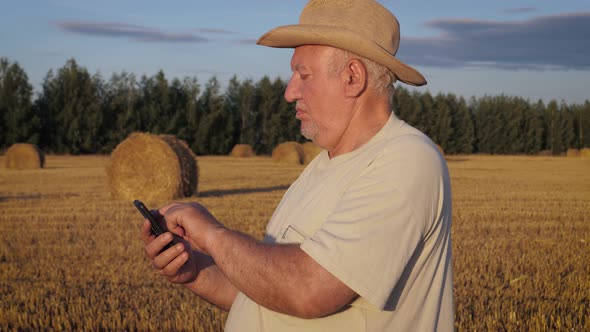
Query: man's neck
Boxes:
[{"xmin": 327, "ymin": 95, "xmax": 391, "ymax": 158}]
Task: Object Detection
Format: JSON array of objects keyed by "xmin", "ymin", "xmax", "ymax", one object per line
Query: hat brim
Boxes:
[{"xmin": 257, "ymin": 24, "xmax": 426, "ymax": 86}]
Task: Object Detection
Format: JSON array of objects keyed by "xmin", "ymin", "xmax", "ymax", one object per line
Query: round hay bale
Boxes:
[
  {"xmin": 106, "ymin": 132, "xmax": 198, "ymax": 202},
  {"xmin": 159, "ymin": 135, "xmax": 199, "ymax": 197},
  {"xmin": 5, "ymin": 143, "xmax": 44, "ymax": 169},
  {"xmin": 436, "ymin": 144, "xmax": 445, "ymax": 156},
  {"xmin": 566, "ymin": 149, "xmax": 580, "ymax": 157},
  {"xmin": 272, "ymin": 142, "xmax": 304, "ymax": 165},
  {"xmin": 302, "ymin": 142, "xmax": 323, "ymax": 164},
  {"xmin": 581, "ymin": 148, "xmax": 590, "ymax": 158},
  {"xmin": 230, "ymin": 144, "xmax": 255, "ymax": 158}
]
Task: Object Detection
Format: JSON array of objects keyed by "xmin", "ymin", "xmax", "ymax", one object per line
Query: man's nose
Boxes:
[{"xmin": 284, "ymin": 74, "xmax": 300, "ymax": 103}]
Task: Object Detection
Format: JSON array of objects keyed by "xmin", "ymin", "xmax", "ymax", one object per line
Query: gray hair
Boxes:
[{"xmin": 327, "ymin": 48, "xmax": 396, "ymax": 99}]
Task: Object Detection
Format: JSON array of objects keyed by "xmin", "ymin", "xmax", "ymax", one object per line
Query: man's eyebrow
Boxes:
[{"xmin": 293, "ymin": 64, "xmax": 307, "ymax": 72}]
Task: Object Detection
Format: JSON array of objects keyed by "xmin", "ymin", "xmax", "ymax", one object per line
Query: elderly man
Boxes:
[{"xmin": 141, "ymin": 0, "xmax": 454, "ymax": 331}]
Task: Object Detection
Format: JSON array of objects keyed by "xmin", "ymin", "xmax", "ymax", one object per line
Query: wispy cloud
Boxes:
[
  {"xmin": 233, "ymin": 38, "xmax": 258, "ymax": 45},
  {"xmin": 398, "ymin": 12, "xmax": 590, "ymax": 71},
  {"xmin": 502, "ymin": 7, "xmax": 538, "ymax": 14},
  {"xmin": 55, "ymin": 21, "xmax": 210, "ymax": 43},
  {"xmin": 193, "ymin": 28, "xmax": 236, "ymax": 35}
]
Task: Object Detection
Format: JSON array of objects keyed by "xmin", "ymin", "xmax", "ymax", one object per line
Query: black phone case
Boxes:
[{"xmin": 133, "ymin": 200, "xmax": 174, "ymax": 250}]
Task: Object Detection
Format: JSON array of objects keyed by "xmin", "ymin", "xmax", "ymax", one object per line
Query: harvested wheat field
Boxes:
[{"xmin": 0, "ymin": 154, "xmax": 588, "ymax": 331}]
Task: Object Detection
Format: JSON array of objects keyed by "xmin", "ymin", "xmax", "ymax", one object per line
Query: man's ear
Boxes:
[{"xmin": 343, "ymin": 59, "xmax": 367, "ymax": 97}]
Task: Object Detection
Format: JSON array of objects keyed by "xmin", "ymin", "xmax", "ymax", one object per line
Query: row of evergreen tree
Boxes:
[{"xmin": 1, "ymin": 57, "xmax": 589, "ymax": 155}]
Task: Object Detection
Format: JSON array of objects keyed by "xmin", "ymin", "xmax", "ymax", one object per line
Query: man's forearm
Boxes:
[{"xmin": 204, "ymin": 227, "xmax": 331, "ymax": 317}]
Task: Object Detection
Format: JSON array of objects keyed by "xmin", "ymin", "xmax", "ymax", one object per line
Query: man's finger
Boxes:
[
  {"xmin": 157, "ymin": 202, "xmax": 183, "ymax": 217},
  {"xmin": 144, "ymin": 232, "xmax": 175, "ymax": 260},
  {"xmin": 159, "ymin": 249, "xmax": 190, "ymax": 277},
  {"xmin": 140, "ymin": 219, "xmax": 156, "ymax": 243}
]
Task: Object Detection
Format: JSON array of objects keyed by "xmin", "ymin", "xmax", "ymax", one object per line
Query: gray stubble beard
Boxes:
[{"xmin": 300, "ymin": 119, "xmax": 319, "ymax": 142}]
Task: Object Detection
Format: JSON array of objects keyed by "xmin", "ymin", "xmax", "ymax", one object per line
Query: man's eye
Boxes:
[{"xmin": 300, "ymin": 74, "xmax": 310, "ymax": 80}]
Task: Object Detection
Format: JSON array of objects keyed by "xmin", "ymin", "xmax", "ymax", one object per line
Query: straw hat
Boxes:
[{"xmin": 257, "ymin": 0, "xmax": 426, "ymax": 86}]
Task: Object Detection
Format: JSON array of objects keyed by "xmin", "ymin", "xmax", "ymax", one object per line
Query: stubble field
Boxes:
[{"xmin": 0, "ymin": 154, "xmax": 588, "ymax": 331}]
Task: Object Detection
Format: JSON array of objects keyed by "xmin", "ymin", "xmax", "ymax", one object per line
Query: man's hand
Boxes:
[
  {"xmin": 140, "ymin": 219, "xmax": 199, "ymax": 284},
  {"xmin": 140, "ymin": 208, "xmax": 238, "ymax": 310},
  {"xmin": 158, "ymin": 202, "xmax": 225, "ymax": 255}
]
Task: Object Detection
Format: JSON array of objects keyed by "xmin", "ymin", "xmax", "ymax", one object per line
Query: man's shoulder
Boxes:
[
  {"xmin": 368, "ymin": 120, "xmax": 448, "ymax": 185},
  {"xmin": 381, "ymin": 120, "xmax": 441, "ymax": 162}
]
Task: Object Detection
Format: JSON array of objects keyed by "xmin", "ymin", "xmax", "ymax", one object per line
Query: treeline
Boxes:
[
  {"xmin": 394, "ymin": 89, "xmax": 590, "ymax": 155},
  {"xmin": 1, "ymin": 57, "xmax": 589, "ymax": 155}
]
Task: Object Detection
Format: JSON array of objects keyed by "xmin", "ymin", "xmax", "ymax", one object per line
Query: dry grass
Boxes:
[
  {"xmin": 0, "ymin": 154, "xmax": 588, "ymax": 331},
  {"xmin": 229, "ymin": 144, "xmax": 255, "ymax": 158},
  {"xmin": 271, "ymin": 142, "xmax": 304, "ymax": 165},
  {"xmin": 302, "ymin": 142, "xmax": 323, "ymax": 164},
  {"xmin": 448, "ymin": 155, "xmax": 590, "ymax": 331},
  {"xmin": 4, "ymin": 143, "xmax": 44, "ymax": 169},
  {"xmin": 567, "ymin": 148, "xmax": 581, "ymax": 157}
]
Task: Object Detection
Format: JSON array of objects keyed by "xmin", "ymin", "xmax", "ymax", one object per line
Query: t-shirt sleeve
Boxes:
[{"xmin": 300, "ymin": 138, "xmax": 442, "ymax": 310}]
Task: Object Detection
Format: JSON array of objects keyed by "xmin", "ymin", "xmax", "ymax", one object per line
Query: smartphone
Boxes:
[{"xmin": 133, "ymin": 200, "xmax": 174, "ymax": 250}]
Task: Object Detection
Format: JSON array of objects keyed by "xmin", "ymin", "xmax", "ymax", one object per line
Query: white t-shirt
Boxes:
[{"xmin": 225, "ymin": 113, "xmax": 454, "ymax": 331}]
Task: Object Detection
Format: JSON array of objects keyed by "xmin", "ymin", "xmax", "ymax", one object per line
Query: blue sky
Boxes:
[{"xmin": 2, "ymin": 0, "xmax": 589, "ymax": 104}]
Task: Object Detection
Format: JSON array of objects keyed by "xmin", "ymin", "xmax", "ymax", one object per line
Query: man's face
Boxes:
[{"xmin": 284, "ymin": 45, "xmax": 348, "ymax": 150}]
